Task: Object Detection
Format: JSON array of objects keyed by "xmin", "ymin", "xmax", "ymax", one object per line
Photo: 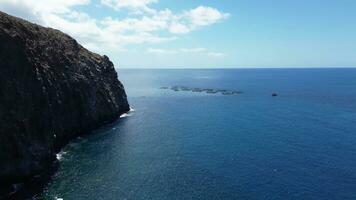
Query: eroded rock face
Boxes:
[{"xmin": 0, "ymin": 11, "xmax": 129, "ymax": 194}]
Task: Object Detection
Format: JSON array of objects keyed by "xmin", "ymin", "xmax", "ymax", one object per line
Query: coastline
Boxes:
[
  {"xmin": 1, "ymin": 110, "xmax": 131, "ymax": 199},
  {"xmin": 0, "ymin": 11, "xmax": 130, "ymax": 198}
]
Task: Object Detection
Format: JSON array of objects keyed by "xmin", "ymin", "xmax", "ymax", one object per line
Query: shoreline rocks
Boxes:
[
  {"xmin": 160, "ymin": 86, "xmax": 243, "ymax": 96},
  {"xmin": 0, "ymin": 11, "xmax": 129, "ymax": 198}
]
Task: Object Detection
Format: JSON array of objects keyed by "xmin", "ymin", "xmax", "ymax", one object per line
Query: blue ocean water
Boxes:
[{"xmin": 40, "ymin": 69, "xmax": 356, "ymax": 200}]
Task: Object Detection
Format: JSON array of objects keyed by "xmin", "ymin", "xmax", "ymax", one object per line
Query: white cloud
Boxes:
[
  {"xmin": 147, "ymin": 48, "xmax": 226, "ymax": 58},
  {"xmin": 99, "ymin": 6, "xmax": 230, "ymax": 35},
  {"xmin": 164, "ymin": 6, "xmax": 230, "ymax": 34},
  {"xmin": 101, "ymin": 15, "xmax": 168, "ymax": 33},
  {"xmin": 101, "ymin": 0, "xmax": 158, "ymax": 12},
  {"xmin": 208, "ymin": 52, "xmax": 226, "ymax": 58},
  {"xmin": 0, "ymin": 0, "xmax": 90, "ymax": 23},
  {"xmin": 147, "ymin": 48, "xmax": 174, "ymax": 54},
  {"xmin": 0, "ymin": 0, "xmax": 229, "ymax": 57},
  {"xmin": 169, "ymin": 22, "xmax": 190, "ymax": 34},
  {"xmin": 185, "ymin": 6, "xmax": 230, "ymax": 27},
  {"xmin": 179, "ymin": 48, "xmax": 207, "ymax": 53},
  {"xmin": 147, "ymin": 47, "xmax": 207, "ymax": 54}
]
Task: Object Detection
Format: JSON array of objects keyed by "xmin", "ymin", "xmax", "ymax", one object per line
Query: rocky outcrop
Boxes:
[
  {"xmin": 161, "ymin": 86, "xmax": 243, "ymax": 95},
  {"xmin": 0, "ymin": 11, "xmax": 129, "ymax": 197}
]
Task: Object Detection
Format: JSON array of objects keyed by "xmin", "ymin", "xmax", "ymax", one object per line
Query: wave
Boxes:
[
  {"xmin": 56, "ymin": 151, "xmax": 67, "ymax": 161},
  {"xmin": 120, "ymin": 107, "xmax": 135, "ymax": 118}
]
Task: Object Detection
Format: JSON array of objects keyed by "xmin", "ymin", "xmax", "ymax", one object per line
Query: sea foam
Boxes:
[
  {"xmin": 56, "ymin": 151, "xmax": 67, "ymax": 161},
  {"xmin": 120, "ymin": 107, "xmax": 135, "ymax": 118}
]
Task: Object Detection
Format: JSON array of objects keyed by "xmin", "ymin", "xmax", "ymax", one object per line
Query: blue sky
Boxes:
[{"xmin": 1, "ymin": 0, "xmax": 356, "ymax": 68}]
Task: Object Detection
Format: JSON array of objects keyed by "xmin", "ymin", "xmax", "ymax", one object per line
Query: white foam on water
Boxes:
[
  {"xmin": 120, "ymin": 107, "xmax": 135, "ymax": 118},
  {"xmin": 55, "ymin": 197, "xmax": 63, "ymax": 200},
  {"xmin": 56, "ymin": 151, "xmax": 67, "ymax": 161},
  {"xmin": 119, "ymin": 113, "xmax": 130, "ymax": 118}
]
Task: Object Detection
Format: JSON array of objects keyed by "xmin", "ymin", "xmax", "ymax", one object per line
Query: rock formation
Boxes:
[
  {"xmin": 0, "ymin": 11, "xmax": 129, "ymax": 197},
  {"xmin": 161, "ymin": 86, "xmax": 243, "ymax": 95}
]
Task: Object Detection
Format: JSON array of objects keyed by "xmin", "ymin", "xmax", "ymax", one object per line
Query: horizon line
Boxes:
[{"xmin": 117, "ymin": 66, "xmax": 356, "ymax": 70}]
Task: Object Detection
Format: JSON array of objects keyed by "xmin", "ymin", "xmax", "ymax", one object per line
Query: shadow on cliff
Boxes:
[{"xmin": 3, "ymin": 116, "xmax": 131, "ymax": 200}]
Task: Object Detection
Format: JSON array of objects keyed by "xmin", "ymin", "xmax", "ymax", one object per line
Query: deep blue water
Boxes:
[{"xmin": 40, "ymin": 69, "xmax": 356, "ymax": 200}]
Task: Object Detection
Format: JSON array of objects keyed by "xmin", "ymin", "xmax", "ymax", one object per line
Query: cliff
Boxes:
[{"xmin": 0, "ymin": 11, "xmax": 130, "ymax": 197}]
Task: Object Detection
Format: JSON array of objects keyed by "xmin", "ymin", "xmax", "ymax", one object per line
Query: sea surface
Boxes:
[{"xmin": 39, "ymin": 69, "xmax": 356, "ymax": 200}]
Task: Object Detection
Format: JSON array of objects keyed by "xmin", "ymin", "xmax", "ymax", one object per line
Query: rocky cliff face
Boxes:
[{"xmin": 0, "ymin": 11, "xmax": 129, "ymax": 196}]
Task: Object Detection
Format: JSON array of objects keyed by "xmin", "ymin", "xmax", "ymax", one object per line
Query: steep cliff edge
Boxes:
[{"xmin": 0, "ymin": 11, "xmax": 130, "ymax": 196}]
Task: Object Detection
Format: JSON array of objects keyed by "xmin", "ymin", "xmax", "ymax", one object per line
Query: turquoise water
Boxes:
[{"xmin": 40, "ymin": 69, "xmax": 356, "ymax": 199}]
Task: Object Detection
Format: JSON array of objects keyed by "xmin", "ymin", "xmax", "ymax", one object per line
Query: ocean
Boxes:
[{"xmin": 39, "ymin": 69, "xmax": 356, "ymax": 199}]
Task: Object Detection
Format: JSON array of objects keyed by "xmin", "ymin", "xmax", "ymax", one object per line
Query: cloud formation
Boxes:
[
  {"xmin": 147, "ymin": 48, "xmax": 226, "ymax": 58},
  {"xmin": 101, "ymin": 0, "xmax": 158, "ymax": 13},
  {"xmin": 0, "ymin": 0, "xmax": 229, "ymax": 56}
]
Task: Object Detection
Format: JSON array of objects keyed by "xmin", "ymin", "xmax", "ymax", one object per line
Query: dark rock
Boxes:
[
  {"xmin": 192, "ymin": 88, "xmax": 203, "ymax": 92},
  {"xmin": 232, "ymin": 91, "xmax": 243, "ymax": 95},
  {"xmin": 222, "ymin": 92, "xmax": 234, "ymax": 95},
  {"xmin": 206, "ymin": 90, "xmax": 218, "ymax": 94},
  {"xmin": 180, "ymin": 86, "xmax": 190, "ymax": 91},
  {"xmin": 171, "ymin": 86, "xmax": 180, "ymax": 91},
  {"xmin": 0, "ymin": 11, "xmax": 129, "ymax": 197},
  {"xmin": 167, "ymin": 86, "xmax": 243, "ymax": 96}
]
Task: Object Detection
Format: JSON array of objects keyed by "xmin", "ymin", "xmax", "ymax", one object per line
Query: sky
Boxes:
[{"xmin": 1, "ymin": 0, "xmax": 356, "ymax": 68}]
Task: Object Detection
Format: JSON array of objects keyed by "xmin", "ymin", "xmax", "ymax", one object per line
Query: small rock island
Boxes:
[
  {"xmin": 161, "ymin": 86, "xmax": 243, "ymax": 96},
  {"xmin": 0, "ymin": 11, "xmax": 129, "ymax": 197}
]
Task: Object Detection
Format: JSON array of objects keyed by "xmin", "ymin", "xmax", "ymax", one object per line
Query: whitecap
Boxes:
[
  {"xmin": 120, "ymin": 107, "xmax": 135, "ymax": 118},
  {"xmin": 56, "ymin": 151, "xmax": 67, "ymax": 161},
  {"xmin": 129, "ymin": 107, "xmax": 135, "ymax": 112}
]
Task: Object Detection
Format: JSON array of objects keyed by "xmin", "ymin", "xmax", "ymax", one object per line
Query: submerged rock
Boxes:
[
  {"xmin": 192, "ymin": 88, "xmax": 203, "ymax": 92},
  {"xmin": 162, "ymin": 85, "xmax": 243, "ymax": 96},
  {"xmin": 222, "ymin": 91, "xmax": 234, "ymax": 95},
  {"xmin": 206, "ymin": 90, "xmax": 218, "ymax": 94},
  {"xmin": 0, "ymin": 11, "xmax": 129, "ymax": 197}
]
